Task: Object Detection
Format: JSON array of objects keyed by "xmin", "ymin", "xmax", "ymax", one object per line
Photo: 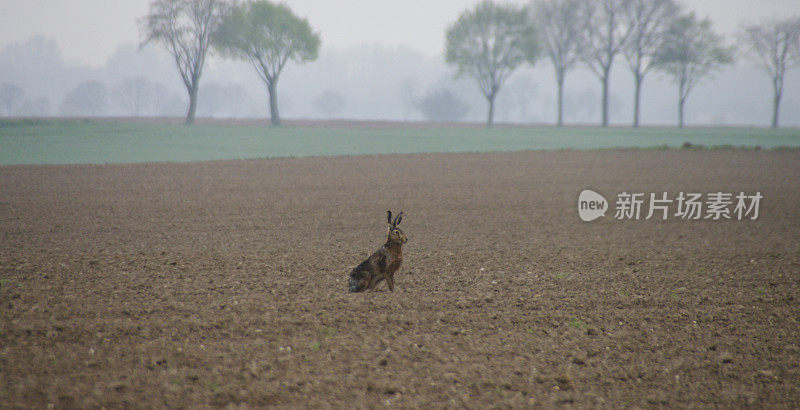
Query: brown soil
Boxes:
[{"xmin": 1, "ymin": 150, "xmax": 799, "ymax": 408}]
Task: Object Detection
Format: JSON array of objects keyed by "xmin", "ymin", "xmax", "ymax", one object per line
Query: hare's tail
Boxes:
[{"xmin": 348, "ymin": 269, "xmax": 366, "ymax": 292}]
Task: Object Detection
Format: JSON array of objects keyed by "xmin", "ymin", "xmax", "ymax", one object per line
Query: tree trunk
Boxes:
[
  {"xmin": 268, "ymin": 80, "xmax": 281, "ymax": 127},
  {"xmin": 556, "ymin": 69, "xmax": 565, "ymax": 127},
  {"xmin": 677, "ymin": 78, "xmax": 687, "ymax": 129},
  {"xmin": 186, "ymin": 82, "xmax": 199, "ymax": 125},
  {"xmin": 487, "ymin": 94, "xmax": 496, "ymax": 128},
  {"xmin": 633, "ymin": 72, "xmax": 642, "ymax": 128},
  {"xmin": 772, "ymin": 92, "xmax": 781, "ymax": 129},
  {"xmin": 772, "ymin": 75, "xmax": 782, "ymax": 129},
  {"xmin": 601, "ymin": 65, "xmax": 610, "ymax": 128}
]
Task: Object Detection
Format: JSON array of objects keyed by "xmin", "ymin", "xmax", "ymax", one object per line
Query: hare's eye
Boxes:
[{"xmin": 393, "ymin": 230, "xmax": 399, "ymax": 235}]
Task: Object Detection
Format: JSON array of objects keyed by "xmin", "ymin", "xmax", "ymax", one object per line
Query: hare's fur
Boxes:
[{"xmin": 348, "ymin": 211, "xmax": 407, "ymax": 292}]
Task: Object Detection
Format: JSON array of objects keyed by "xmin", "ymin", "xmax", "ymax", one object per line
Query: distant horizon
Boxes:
[{"xmin": 4, "ymin": 116, "xmax": 800, "ymax": 131}]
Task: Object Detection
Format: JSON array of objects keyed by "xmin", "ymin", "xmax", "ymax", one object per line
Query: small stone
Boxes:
[
  {"xmin": 719, "ymin": 352, "xmax": 733, "ymax": 364},
  {"xmin": 109, "ymin": 381, "xmax": 129, "ymax": 392},
  {"xmin": 572, "ymin": 354, "xmax": 586, "ymax": 365},
  {"xmin": 647, "ymin": 391, "xmax": 669, "ymax": 404},
  {"xmin": 745, "ymin": 393, "xmax": 758, "ymax": 405},
  {"xmin": 383, "ymin": 385, "xmax": 400, "ymax": 395},
  {"xmin": 554, "ymin": 374, "xmax": 573, "ymax": 389},
  {"xmin": 757, "ymin": 370, "xmax": 776, "ymax": 379}
]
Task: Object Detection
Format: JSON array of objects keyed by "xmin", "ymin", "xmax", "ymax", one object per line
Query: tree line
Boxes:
[
  {"xmin": 446, "ymin": 0, "xmax": 800, "ymax": 128},
  {"xmin": 5, "ymin": 0, "xmax": 795, "ymax": 128}
]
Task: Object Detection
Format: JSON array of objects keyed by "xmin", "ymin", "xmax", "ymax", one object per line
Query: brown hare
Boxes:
[{"xmin": 348, "ymin": 211, "xmax": 407, "ymax": 292}]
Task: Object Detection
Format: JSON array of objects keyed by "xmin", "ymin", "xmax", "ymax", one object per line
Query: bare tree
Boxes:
[
  {"xmin": 579, "ymin": 0, "xmax": 634, "ymax": 127},
  {"xmin": 654, "ymin": 13, "xmax": 733, "ymax": 128},
  {"xmin": 416, "ymin": 87, "xmax": 471, "ymax": 122},
  {"xmin": 152, "ymin": 83, "xmax": 181, "ymax": 117},
  {"xmin": 17, "ymin": 96, "xmax": 51, "ymax": 116},
  {"xmin": 740, "ymin": 17, "xmax": 800, "ymax": 128},
  {"xmin": 532, "ymin": 0, "xmax": 584, "ymax": 126},
  {"xmin": 399, "ymin": 78, "xmax": 419, "ymax": 121},
  {"xmin": 115, "ymin": 77, "xmax": 155, "ymax": 117},
  {"xmin": 623, "ymin": 0, "xmax": 680, "ymax": 127},
  {"xmin": 0, "ymin": 83, "xmax": 24, "ymax": 116},
  {"xmin": 140, "ymin": 0, "xmax": 225, "ymax": 124},
  {"xmin": 60, "ymin": 81, "xmax": 108, "ymax": 117},
  {"xmin": 313, "ymin": 89, "xmax": 346, "ymax": 118}
]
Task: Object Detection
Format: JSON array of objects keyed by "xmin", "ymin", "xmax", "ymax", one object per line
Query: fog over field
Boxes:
[{"xmin": 0, "ymin": 0, "xmax": 799, "ymax": 126}]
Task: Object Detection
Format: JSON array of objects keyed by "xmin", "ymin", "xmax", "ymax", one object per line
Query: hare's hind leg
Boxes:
[
  {"xmin": 382, "ymin": 271, "xmax": 394, "ymax": 292},
  {"xmin": 349, "ymin": 269, "xmax": 369, "ymax": 292},
  {"xmin": 366, "ymin": 273, "xmax": 384, "ymax": 291}
]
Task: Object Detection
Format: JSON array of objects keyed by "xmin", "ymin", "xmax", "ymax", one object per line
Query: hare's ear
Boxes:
[
  {"xmin": 393, "ymin": 211, "xmax": 403, "ymax": 226},
  {"xmin": 387, "ymin": 210, "xmax": 392, "ymax": 225}
]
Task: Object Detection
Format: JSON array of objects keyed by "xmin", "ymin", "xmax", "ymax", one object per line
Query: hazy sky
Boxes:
[{"xmin": 1, "ymin": 0, "xmax": 799, "ymax": 67}]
